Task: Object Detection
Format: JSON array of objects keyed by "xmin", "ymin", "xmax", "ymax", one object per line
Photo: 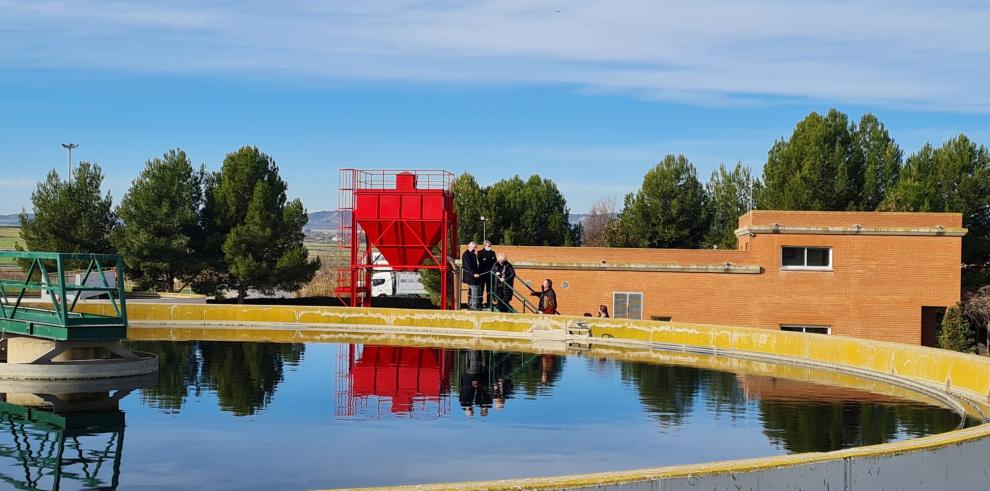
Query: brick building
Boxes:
[{"xmin": 478, "ymin": 211, "xmax": 965, "ymax": 346}]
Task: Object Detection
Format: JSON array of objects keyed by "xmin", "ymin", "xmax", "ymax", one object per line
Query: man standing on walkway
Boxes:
[
  {"xmin": 492, "ymin": 253, "xmax": 515, "ymax": 312},
  {"xmin": 461, "ymin": 242, "xmax": 482, "ymax": 310},
  {"xmin": 478, "ymin": 240, "xmax": 497, "ymax": 308}
]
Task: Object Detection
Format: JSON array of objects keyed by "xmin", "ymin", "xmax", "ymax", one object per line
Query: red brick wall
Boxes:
[{"xmin": 468, "ymin": 211, "xmax": 963, "ymax": 345}]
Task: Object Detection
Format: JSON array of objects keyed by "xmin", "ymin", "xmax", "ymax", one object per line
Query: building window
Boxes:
[
  {"xmin": 780, "ymin": 324, "xmax": 831, "ymax": 335},
  {"xmin": 650, "ymin": 315, "xmax": 672, "ymax": 322},
  {"xmin": 781, "ymin": 246, "xmax": 832, "ymax": 270},
  {"xmin": 613, "ymin": 292, "xmax": 643, "ymax": 320}
]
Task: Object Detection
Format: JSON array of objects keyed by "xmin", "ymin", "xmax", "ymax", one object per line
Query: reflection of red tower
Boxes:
[
  {"xmin": 335, "ymin": 345, "xmax": 452, "ymax": 418},
  {"xmin": 336, "ymin": 170, "xmax": 457, "ymax": 308}
]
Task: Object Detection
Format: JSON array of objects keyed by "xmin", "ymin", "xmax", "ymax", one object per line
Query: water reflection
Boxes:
[
  {"xmin": 335, "ymin": 345, "xmax": 453, "ymax": 417},
  {"xmin": 126, "ymin": 341, "xmax": 304, "ymax": 416},
  {"xmin": 0, "ymin": 376, "xmax": 154, "ymax": 490},
  {"xmin": 334, "ymin": 346, "xmax": 564, "ymax": 418},
  {"xmin": 745, "ymin": 375, "xmax": 967, "ymax": 452},
  {"xmin": 91, "ymin": 340, "xmax": 971, "ymax": 488}
]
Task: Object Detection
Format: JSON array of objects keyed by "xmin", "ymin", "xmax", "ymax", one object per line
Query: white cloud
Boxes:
[{"xmin": 1, "ymin": 1, "xmax": 989, "ymax": 110}]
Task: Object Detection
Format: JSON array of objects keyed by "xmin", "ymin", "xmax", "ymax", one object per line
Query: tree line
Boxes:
[
  {"xmin": 451, "ymin": 173, "xmax": 580, "ymax": 246},
  {"xmin": 449, "ymin": 109, "xmax": 990, "ymax": 350},
  {"xmin": 17, "ymin": 146, "xmax": 319, "ymax": 302},
  {"xmin": 450, "ymin": 110, "xmax": 990, "ymax": 288},
  {"xmin": 575, "ymin": 110, "xmax": 990, "ymax": 285}
]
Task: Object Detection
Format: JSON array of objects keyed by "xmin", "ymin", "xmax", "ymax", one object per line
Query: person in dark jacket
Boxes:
[
  {"xmin": 477, "ymin": 240, "xmax": 497, "ymax": 308},
  {"xmin": 492, "ymin": 253, "xmax": 515, "ymax": 312},
  {"xmin": 530, "ymin": 278, "xmax": 559, "ymax": 314},
  {"xmin": 461, "ymin": 241, "xmax": 482, "ymax": 310}
]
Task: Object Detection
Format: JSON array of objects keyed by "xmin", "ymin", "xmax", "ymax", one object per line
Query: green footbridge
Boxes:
[{"xmin": 0, "ymin": 252, "xmax": 128, "ymax": 341}]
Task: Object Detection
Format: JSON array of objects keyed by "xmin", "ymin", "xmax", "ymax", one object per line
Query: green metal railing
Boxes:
[
  {"xmin": 0, "ymin": 400, "xmax": 125, "ymax": 490},
  {"xmin": 483, "ymin": 271, "xmax": 540, "ymax": 314},
  {"xmin": 0, "ymin": 252, "xmax": 128, "ymax": 341}
]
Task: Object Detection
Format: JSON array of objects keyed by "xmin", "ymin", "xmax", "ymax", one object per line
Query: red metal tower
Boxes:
[{"xmin": 336, "ymin": 169, "xmax": 457, "ymax": 308}]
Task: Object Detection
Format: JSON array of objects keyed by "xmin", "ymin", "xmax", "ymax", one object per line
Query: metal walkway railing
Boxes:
[
  {"xmin": 0, "ymin": 252, "xmax": 127, "ymax": 341},
  {"xmin": 482, "ymin": 271, "xmax": 541, "ymax": 314}
]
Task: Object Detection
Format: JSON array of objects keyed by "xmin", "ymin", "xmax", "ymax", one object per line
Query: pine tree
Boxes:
[
  {"xmin": 486, "ymin": 175, "xmax": 574, "ymax": 246},
  {"xmin": 450, "ymin": 173, "xmax": 488, "ymax": 244},
  {"xmin": 200, "ymin": 146, "xmax": 319, "ymax": 302},
  {"xmin": 606, "ymin": 154, "xmax": 709, "ymax": 248},
  {"xmin": 856, "ymin": 114, "xmax": 903, "ymax": 210},
  {"xmin": 113, "ymin": 149, "xmax": 204, "ymax": 291},
  {"xmin": 18, "ymin": 162, "xmax": 115, "ymax": 258},
  {"xmin": 704, "ymin": 162, "xmax": 755, "ymax": 250},
  {"xmin": 882, "ymin": 134, "xmax": 990, "ymax": 271},
  {"xmin": 758, "ymin": 110, "xmax": 902, "ymax": 211}
]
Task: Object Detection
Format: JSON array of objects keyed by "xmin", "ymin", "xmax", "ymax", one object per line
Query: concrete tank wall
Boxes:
[{"xmin": 67, "ymin": 302, "xmax": 990, "ymax": 490}]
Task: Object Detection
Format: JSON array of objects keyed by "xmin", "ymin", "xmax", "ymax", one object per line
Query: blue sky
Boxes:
[{"xmin": 2, "ymin": 1, "xmax": 990, "ymax": 214}]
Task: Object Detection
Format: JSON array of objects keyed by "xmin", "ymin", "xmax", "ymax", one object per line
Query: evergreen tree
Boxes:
[
  {"xmin": 450, "ymin": 173, "xmax": 488, "ymax": 244},
  {"xmin": 486, "ymin": 175, "xmax": 574, "ymax": 246},
  {"xmin": 758, "ymin": 110, "xmax": 901, "ymax": 211},
  {"xmin": 18, "ymin": 162, "xmax": 115, "ymax": 258},
  {"xmin": 938, "ymin": 305, "xmax": 974, "ymax": 353},
  {"xmin": 200, "ymin": 146, "xmax": 320, "ymax": 302},
  {"xmin": 856, "ymin": 114, "xmax": 903, "ymax": 210},
  {"xmin": 113, "ymin": 149, "xmax": 204, "ymax": 291},
  {"xmin": 606, "ymin": 154, "xmax": 709, "ymax": 248},
  {"xmin": 882, "ymin": 134, "xmax": 990, "ymax": 269},
  {"xmin": 759, "ymin": 109, "xmax": 858, "ymax": 210},
  {"xmin": 704, "ymin": 162, "xmax": 756, "ymax": 250}
]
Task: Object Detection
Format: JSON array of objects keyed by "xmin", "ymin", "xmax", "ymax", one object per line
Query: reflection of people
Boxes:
[
  {"xmin": 459, "ymin": 373, "xmax": 493, "ymax": 417},
  {"xmin": 598, "ymin": 305, "xmax": 610, "ymax": 318},
  {"xmin": 492, "ymin": 253, "xmax": 515, "ymax": 312},
  {"xmin": 540, "ymin": 354, "xmax": 556, "ymax": 384},
  {"xmin": 478, "ymin": 240, "xmax": 497, "ymax": 309},
  {"xmin": 493, "ymin": 378, "xmax": 513, "ymax": 410},
  {"xmin": 459, "ymin": 350, "xmax": 493, "ymax": 416},
  {"xmin": 461, "ymin": 242, "xmax": 482, "ymax": 310},
  {"xmin": 530, "ymin": 279, "xmax": 559, "ymax": 314}
]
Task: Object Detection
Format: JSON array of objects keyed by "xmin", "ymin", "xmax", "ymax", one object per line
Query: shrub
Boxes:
[{"xmin": 938, "ymin": 306, "xmax": 975, "ymax": 352}]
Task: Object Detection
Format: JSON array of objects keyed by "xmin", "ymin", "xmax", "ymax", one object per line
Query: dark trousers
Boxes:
[
  {"xmin": 481, "ymin": 273, "xmax": 493, "ymax": 307},
  {"xmin": 495, "ymin": 291, "xmax": 513, "ymax": 312}
]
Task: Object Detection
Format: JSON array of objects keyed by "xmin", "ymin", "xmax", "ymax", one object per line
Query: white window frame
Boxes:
[
  {"xmin": 612, "ymin": 291, "xmax": 644, "ymax": 320},
  {"xmin": 780, "ymin": 246, "xmax": 832, "ymax": 271},
  {"xmin": 780, "ymin": 324, "xmax": 831, "ymax": 335}
]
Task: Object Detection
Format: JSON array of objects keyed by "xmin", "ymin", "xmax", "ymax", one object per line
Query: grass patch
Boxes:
[{"xmin": 0, "ymin": 226, "xmax": 21, "ymax": 266}]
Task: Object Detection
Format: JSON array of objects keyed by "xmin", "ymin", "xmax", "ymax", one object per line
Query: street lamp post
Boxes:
[
  {"xmin": 61, "ymin": 143, "xmax": 79, "ymax": 178},
  {"xmin": 480, "ymin": 216, "xmax": 487, "ymax": 243}
]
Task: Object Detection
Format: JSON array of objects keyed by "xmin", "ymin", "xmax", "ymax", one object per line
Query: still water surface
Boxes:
[{"xmin": 0, "ymin": 340, "xmax": 971, "ymax": 490}]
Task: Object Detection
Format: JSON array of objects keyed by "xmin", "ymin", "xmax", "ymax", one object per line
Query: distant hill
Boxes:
[
  {"xmin": 569, "ymin": 214, "xmax": 586, "ymax": 226},
  {"xmin": 306, "ymin": 210, "xmax": 340, "ymax": 231},
  {"xmin": 0, "ymin": 214, "xmax": 25, "ymax": 227}
]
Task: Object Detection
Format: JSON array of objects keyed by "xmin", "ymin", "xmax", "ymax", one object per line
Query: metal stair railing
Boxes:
[{"xmin": 485, "ymin": 271, "xmax": 540, "ymax": 314}]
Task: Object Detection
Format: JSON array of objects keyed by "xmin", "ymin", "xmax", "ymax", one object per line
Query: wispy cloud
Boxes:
[{"xmin": 1, "ymin": 1, "xmax": 989, "ymax": 110}]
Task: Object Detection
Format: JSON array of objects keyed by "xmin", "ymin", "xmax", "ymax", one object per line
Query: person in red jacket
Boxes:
[{"xmin": 531, "ymin": 278, "xmax": 558, "ymax": 314}]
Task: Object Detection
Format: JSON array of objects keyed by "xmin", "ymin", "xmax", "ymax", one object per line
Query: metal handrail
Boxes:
[{"xmin": 485, "ymin": 271, "xmax": 540, "ymax": 314}]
